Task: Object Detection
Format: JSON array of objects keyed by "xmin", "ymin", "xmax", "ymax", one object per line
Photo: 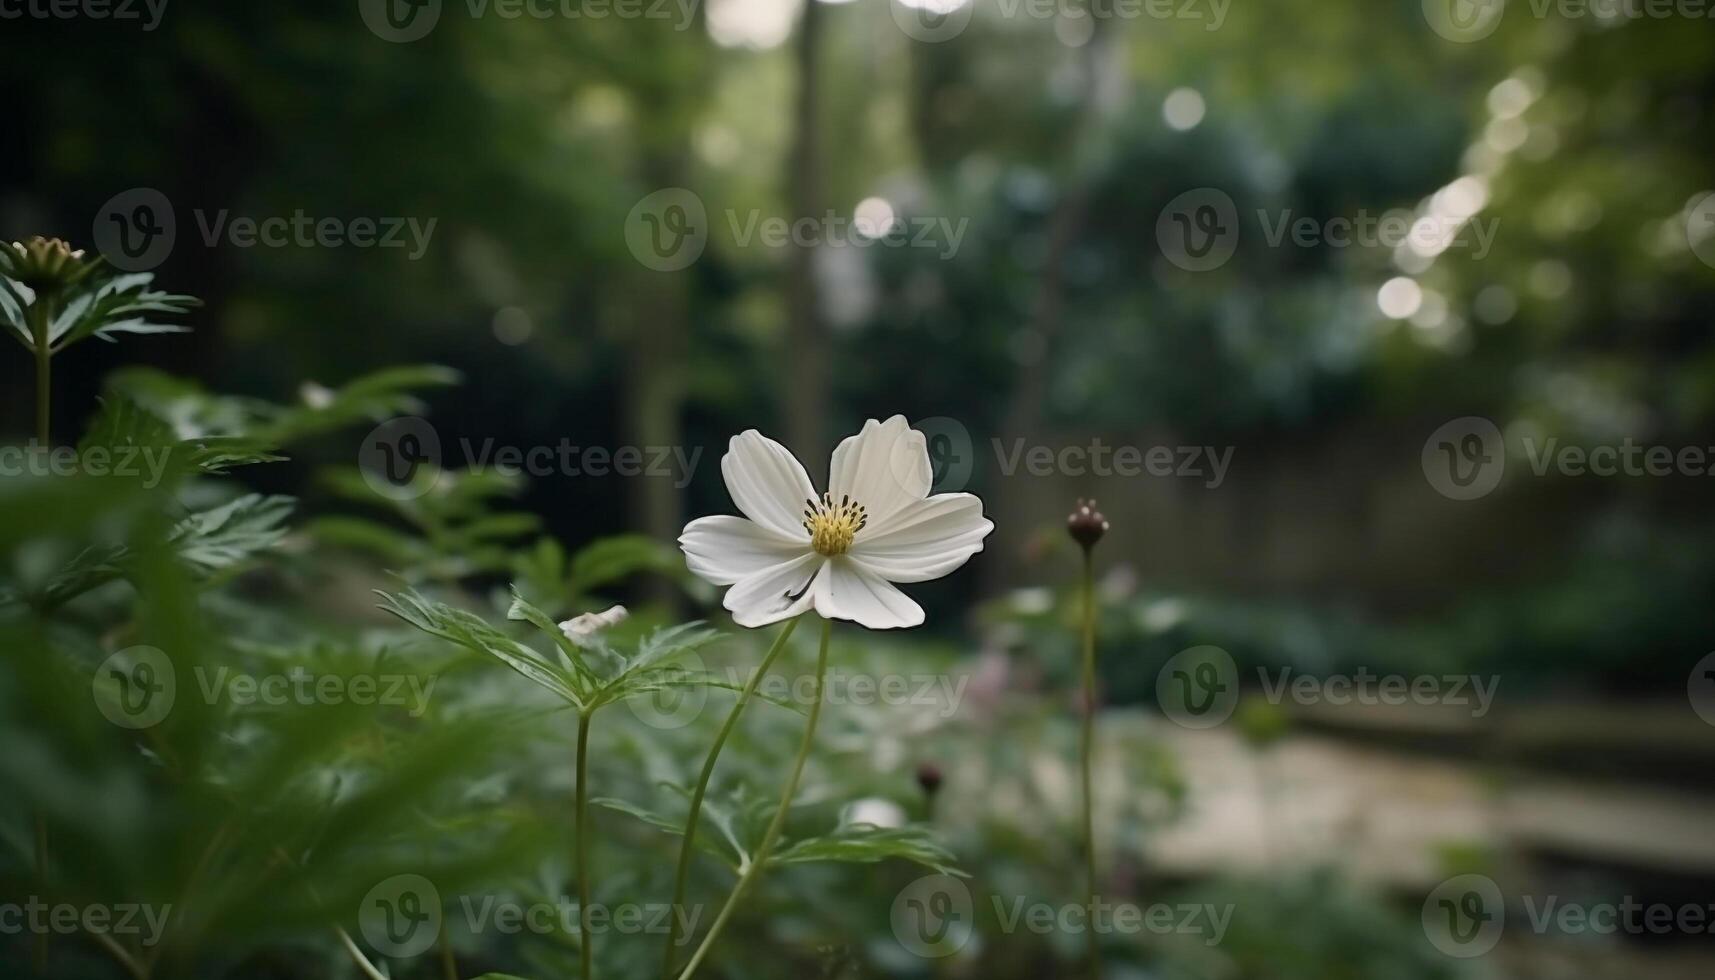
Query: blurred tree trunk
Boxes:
[
  {"xmin": 783, "ymin": 0, "xmax": 828, "ymax": 465},
  {"xmin": 622, "ymin": 25, "xmax": 712, "ymax": 606}
]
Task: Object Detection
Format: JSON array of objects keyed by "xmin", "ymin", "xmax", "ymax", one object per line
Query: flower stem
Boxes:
[
  {"xmin": 29, "ymin": 300, "xmax": 51, "ymax": 446},
  {"xmin": 35, "ymin": 815, "xmax": 48, "ymax": 971},
  {"xmin": 675, "ymin": 618, "xmax": 831, "ymax": 980},
  {"xmin": 661, "ymin": 616, "xmax": 801, "ymax": 979},
  {"xmin": 575, "ymin": 709, "xmax": 595, "ymax": 980},
  {"xmin": 1078, "ymin": 549, "xmax": 1102, "ymax": 980}
]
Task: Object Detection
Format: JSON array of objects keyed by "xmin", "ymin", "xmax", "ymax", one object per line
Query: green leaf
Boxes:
[
  {"xmin": 377, "ymin": 588, "xmax": 588, "ymax": 708},
  {"xmin": 772, "ymin": 824, "xmax": 965, "ymax": 876},
  {"xmin": 48, "ymin": 271, "xmax": 196, "ymax": 351},
  {"xmin": 567, "ymin": 534, "xmax": 681, "ymax": 592},
  {"xmin": 170, "ymin": 494, "xmax": 294, "ymax": 571},
  {"xmin": 506, "ymin": 589, "xmax": 601, "ymax": 685}
]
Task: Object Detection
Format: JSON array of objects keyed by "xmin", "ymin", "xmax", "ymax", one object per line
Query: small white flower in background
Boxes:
[
  {"xmin": 842, "ymin": 797, "xmax": 908, "ymax": 830},
  {"xmin": 559, "ymin": 604, "xmax": 628, "ymax": 640},
  {"xmin": 299, "ymin": 381, "xmax": 335, "ymax": 409},
  {"xmin": 680, "ymin": 415, "xmax": 994, "ymax": 630}
]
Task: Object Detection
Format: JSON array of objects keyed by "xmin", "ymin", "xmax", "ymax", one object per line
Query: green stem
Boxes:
[
  {"xmin": 675, "ymin": 618, "xmax": 831, "ymax": 980},
  {"xmin": 661, "ymin": 616, "xmax": 801, "ymax": 978},
  {"xmin": 575, "ymin": 710, "xmax": 595, "ymax": 980},
  {"xmin": 1079, "ymin": 549, "xmax": 1102, "ymax": 980},
  {"xmin": 35, "ymin": 815, "xmax": 48, "ymax": 971},
  {"xmin": 29, "ymin": 300, "xmax": 51, "ymax": 446}
]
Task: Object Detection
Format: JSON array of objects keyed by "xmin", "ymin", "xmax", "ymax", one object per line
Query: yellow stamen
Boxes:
[{"xmin": 803, "ymin": 492, "xmax": 865, "ymax": 557}]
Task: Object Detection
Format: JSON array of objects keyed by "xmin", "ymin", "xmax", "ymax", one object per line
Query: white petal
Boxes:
[
  {"xmin": 721, "ymin": 429, "xmax": 818, "ymax": 539},
  {"xmin": 680, "ymin": 515, "xmax": 806, "ymax": 586},
  {"xmin": 850, "ymin": 492, "xmax": 992, "ymax": 583},
  {"xmin": 559, "ymin": 604, "xmax": 628, "ymax": 639},
  {"xmin": 813, "ymin": 558, "xmax": 924, "ymax": 630},
  {"xmin": 724, "ymin": 552, "xmax": 822, "ymax": 628},
  {"xmin": 827, "ymin": 416, "xmax": 931, "ymax": 528}
]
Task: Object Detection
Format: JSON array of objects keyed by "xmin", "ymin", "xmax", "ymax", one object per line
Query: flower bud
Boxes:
[
  {"xmin": 915, "ymin": 762, "xmax": 943, "ymax": 796},
  {"xmin": 1066, "ymin": 498, "xmax": 1109, "ymax": 551},
  {"xmin": 3, "ymin": 236, "xmax": 99, "ymax": 293}
]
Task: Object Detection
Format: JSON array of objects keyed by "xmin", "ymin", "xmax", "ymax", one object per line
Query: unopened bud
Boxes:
[
  {"xmin": 1066, "ymin": 498, "xmax": 1108, "ymax": 551},
  {"xmin": 915, "ymin": 762, "xmax": 943, "ymax": 796}
]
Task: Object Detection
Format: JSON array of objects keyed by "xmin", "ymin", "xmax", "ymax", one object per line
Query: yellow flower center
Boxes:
[{"xmin": 803, "ymin": 492, "xmax": 866, "ymax": 556}]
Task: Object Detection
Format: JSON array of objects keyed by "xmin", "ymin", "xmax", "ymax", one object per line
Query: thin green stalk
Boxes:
[
  {"xmin": 675, "ymin": 618, "xmax": 831, "ymax": 980},
  {"xmin": 661, "ymin": 616, "xmax": 801, "ymax": 978},
  {"xmin": 575, "ymin": 710, "xmax": 595, "ymax": 980},
  {"xmin": 29, "ymin": 300, "xmax": 52, "ymax": 446},
  {"xmin": 35, "ymin": 815, "xmax": 48, "ymax": 971},
  {"xmin": 1078, "ymin": 550, "xmax": 1102, "ymax": 980}
]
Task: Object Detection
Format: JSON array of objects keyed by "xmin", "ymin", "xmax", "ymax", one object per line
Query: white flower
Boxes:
[
  {"xmin": 842, "ymin": 797, "xmax": 908, "ymax": 830},
  {"xmin": 559, "ymin": 604, "xmax": 628, "ymax": 639},
  {"xmin": 679, "ymin": 415, "xmax": 993, "ymax": 630}
]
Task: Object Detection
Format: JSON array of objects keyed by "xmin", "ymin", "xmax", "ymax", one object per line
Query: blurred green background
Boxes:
[{"xmin": 3, "ymin": 0, "xmax": 1715, "ymax": 977}]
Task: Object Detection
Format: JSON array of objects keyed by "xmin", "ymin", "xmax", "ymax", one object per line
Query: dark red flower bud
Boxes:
[
  {"xmin": 915, "ymin": 762, "xmax": 943, "ymax": 796},
  {"xmin": 1066, "ymin": 498, "xmax": 1109, "ymax": 551}
]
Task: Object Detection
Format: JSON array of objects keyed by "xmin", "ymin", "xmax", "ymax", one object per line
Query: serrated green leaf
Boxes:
[
  {"xmin": 377, "ymin": 588, "xmax": 588, "ymax": 709},
  {"xmin": 772, "ymin": 824, "xmax": 965, "ymax": 876}
]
